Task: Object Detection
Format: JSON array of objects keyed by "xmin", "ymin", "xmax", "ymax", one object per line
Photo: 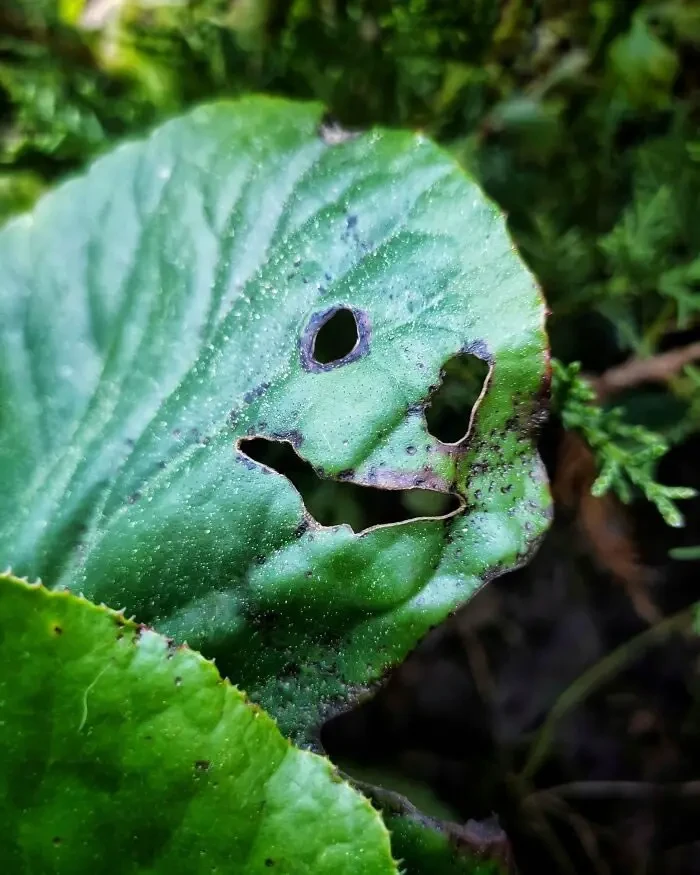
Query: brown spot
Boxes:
[
  {"xmin": 449, "ymin": 816, "xmax": 513, "ymax": 867},
  {"xmin": 350, "ymin": 466, "xmax": 452, "ymax": 494}
]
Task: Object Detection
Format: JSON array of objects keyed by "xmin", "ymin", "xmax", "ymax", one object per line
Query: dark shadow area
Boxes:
[
  {"xmin": 425, "ymin": 353, "xmax": 490, "ymax": 443},
  {"xmin": 239, "ymin": 437, "xmax": 461, "ymax": 531},
  {"xmin": 321, "ymin": 419, "xmax": 700, "ymax": 875}
]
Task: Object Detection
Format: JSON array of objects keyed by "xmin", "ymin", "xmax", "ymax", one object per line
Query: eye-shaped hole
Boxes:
[
  {"xmin": 425, "ymin": 352, "xmax": 491, "ymax": 444},
  {"xmin": 313, "ymin": 307, "xmax": 359, "ymax": 364},
  {"xmin": 300, "ymin": 306, "xmax": 371, "ymax": 372}
]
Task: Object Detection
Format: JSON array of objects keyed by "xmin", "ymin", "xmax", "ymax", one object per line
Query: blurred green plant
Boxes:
[
  {"xmin": 2, "ymin": 0, "xmax": 700, "ymax": 513},
  {"xmin": 552, "ymin": 360, "xmax": 696, "ymax": 526}
]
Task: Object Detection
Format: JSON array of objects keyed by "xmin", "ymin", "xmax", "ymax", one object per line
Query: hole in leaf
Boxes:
[
  {"xmin": 425, "ymin": 353, "xmax": 490, "ymax": 443},
  {"xmin": 239, "ymin": 438, "xmax": 460, "ymax": 532},
  {"xmin": 312, "ymin": 307, "xmax": 359, "ymax": 364}
]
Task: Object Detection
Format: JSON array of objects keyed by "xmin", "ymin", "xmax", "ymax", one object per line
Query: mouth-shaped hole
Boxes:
[
  {"xmin": 425, "ymin": 352, "xmax": 491, "ymax": 444},
  {"xmin": 239, "ymin": 438, "xmax": 461, "ymax": 532}
]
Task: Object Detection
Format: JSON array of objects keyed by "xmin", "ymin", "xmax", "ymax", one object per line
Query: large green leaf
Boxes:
[
  {"xmin": 0, "ymin": 572, "xmax": 396, "ymax": 873},
  {"xmin": 0, "ymin": 97, "xmax": 549, "ymax": 740}
]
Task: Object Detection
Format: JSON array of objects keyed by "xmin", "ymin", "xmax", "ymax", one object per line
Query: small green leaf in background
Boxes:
[
  {"xmin": 608, "ymin": 12, "xmax": 679, "ymax": 110},
  {"xmin": 386, "ymin": 815, "xmax": 508, "ymax": 875},
  {"xmin": 0, "ymin": 573, "xmax": 396, "ymax": 874},
  {"xmin": 0, "ymin": 97, "xmax": 549, "ymax": 742}
]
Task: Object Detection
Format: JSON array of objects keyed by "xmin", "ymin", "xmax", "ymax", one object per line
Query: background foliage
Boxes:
[{"xmin": 2, "ymin": 0, "xmax": 699, "ymax": 518}]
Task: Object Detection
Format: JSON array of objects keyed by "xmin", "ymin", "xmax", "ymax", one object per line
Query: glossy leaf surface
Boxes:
[
  {"xmin": 0, "ymin": 97, "xmax": 549, "ymax": 739},
  {"xmin": 0, "ymin": 573, "xmax": 396, "ymax": 873}
]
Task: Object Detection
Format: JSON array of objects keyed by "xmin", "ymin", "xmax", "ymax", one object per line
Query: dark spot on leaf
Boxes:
[
  {"xmin": 300, "ymin": 306, "xmax": 370, "ymax": 372},
  {"xmin": 157, "ymin": 461, "xmax": 167, "ymax": 470},
  {"xmin": 174, "ymin": 676, "xmax": 182, "ymax": 687},
  {"xmin": 294, "ymin": 519, "xmax": 310, "ymax": 538},
  {"xmin": 53, "ymin": 625, "xmax": 62, "ymax": 635},
  {"xmin": 406, "ymin": 445, "xmax": 417, "ymax": 455},
  {"xmin": 52, "ymin": 837, "xmax": 61, "ymax": 847},
  {"xmin": 269, "ymin": 429, "xmax": 303, "ymax": 448},
  {"xmin": 462, "ymin": 338, "xmax": 491, "ymax": 361},
  {"xmin": 265, "ymin": 859, "xmax": 275, "ymax": 868},
  {"xmin": 236, "ymin": 453, "xmax": 258, "ymax": 472},
  {"xmin": 425, "ymin": 352, "xmax": 491, "ymax": 443},
  {"xmin": 172, "ymin": 429, "xmax": 181, "ymax": 438},
  {"xmin": 243, "ymin": 382, "xmax": 271, "ymax": 405},
  {"xmin": 346, "ymin": 214, "xmax": 358, "ymax": 229},
  {"xmin": 238, "ymin": 438, "xmax": 461, "ymax": 531},
  {"xmin": 194, "ymin": 760, "xmax": 210, "ymax": 772},
  {"xmin": 128, "ymin": 492, "xmax": 141, "ymax": 504}
]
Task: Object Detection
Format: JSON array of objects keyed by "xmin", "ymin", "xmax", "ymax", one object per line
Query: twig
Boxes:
[
  {"xmin": 523, "ymin": 791, "xmax": 610, "ymax": 875},
  {"xmin": 520, "ymin": 605, "xmax": 696, "ymax": 781},
  {"xmin": 526, "ymin": 780, "xmax": 700, "ymax": 803},
  {"xmin": 592, "ymin": 341, "xmax": 700, "ymax": 401}
]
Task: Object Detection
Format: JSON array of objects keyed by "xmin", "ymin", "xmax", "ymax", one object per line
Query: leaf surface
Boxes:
[
  {"xmin": 0, "ymin": 97, "xmax": 550, "ymax": 738},
  {"xmin": 0, "ymin": 573, "xmax": 396, "ymax": 874}
]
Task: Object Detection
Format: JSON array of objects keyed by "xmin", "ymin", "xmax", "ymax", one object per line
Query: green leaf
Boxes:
[
  {"xmin": 386, "ymin": 814, "xmax": 508, "ymax": 875},
  {"xmin": 669, "ymin": 544, "xmax": 700, "ymax": 561},
  {"xmin": 608, "ymin": 13, "xmax": 679, "ymax": 110},
  {"xmin": 0, "ymin": 572, "xmax": 396, "ymax": 873},
  {"xmin": 0, "ymin": 96, "xmax": 549, "ymax": 741}
]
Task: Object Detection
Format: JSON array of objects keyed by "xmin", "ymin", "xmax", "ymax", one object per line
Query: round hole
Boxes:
[
  {"xmin": 300, "ymin": 306, "xmax": 371, "ymax": 372},
  {"xmin": 312, "ymin": 308, "xmax": 359, "ymax": 365}
]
